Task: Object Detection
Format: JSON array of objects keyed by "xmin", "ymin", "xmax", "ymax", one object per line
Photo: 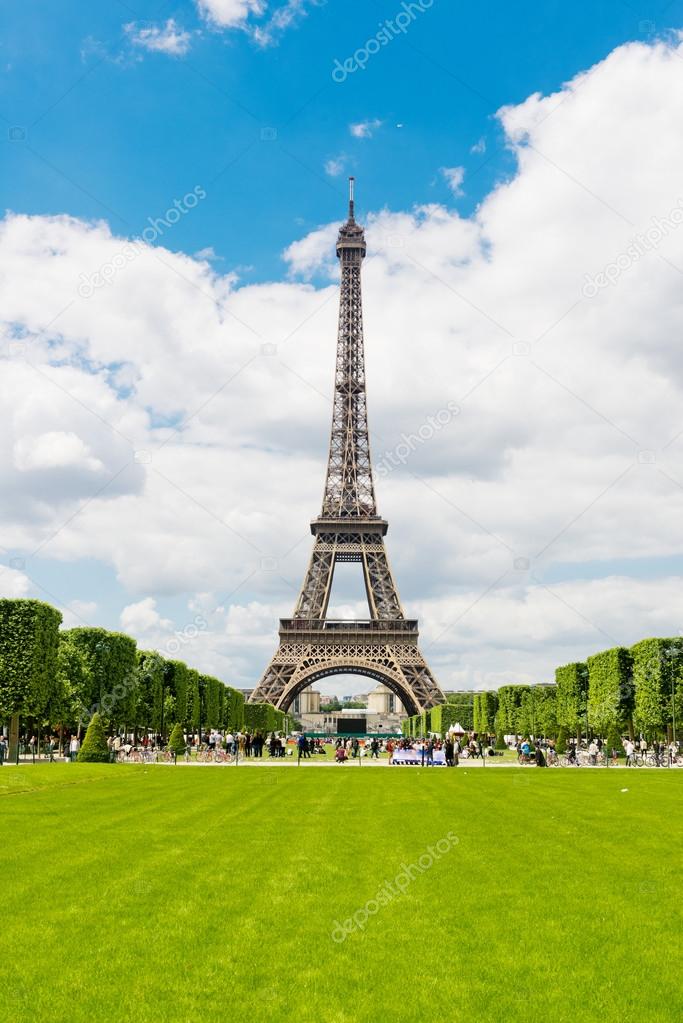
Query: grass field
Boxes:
[{"xmin": 1, "ymin": 765, "xmax": 681, "ymax": 1023}]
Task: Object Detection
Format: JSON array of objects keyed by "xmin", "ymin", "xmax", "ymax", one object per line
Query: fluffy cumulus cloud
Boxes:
[
  {"xmin": 196, "ymin": 0, "xmax": 265, "ymax": 29},
  {"xmin": 441, "ymin": 165, "xmax": 465, "ymax": 195},
  {"xmin": 120, "ymin": 597, "xmax": 172, "ymax": 638},
  {"xmin": 4, "ymin": 37, "xmax": 683, "ymax": 689},
  {"xmin": 195, "ymin": 0, "xmax": 322, "ymax": 45},
  {"xmin": 124, "ymin": 19, "xmax": 192, "ymax": 56},
  {"xmin": 350, "ymin": 119, "xmax": 383, "ymax": 139}
]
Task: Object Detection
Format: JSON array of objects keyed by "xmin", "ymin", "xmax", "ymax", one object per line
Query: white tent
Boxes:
[{"xmin": 447, "ymin": 722, "xmax": 467, "ymax": 734}]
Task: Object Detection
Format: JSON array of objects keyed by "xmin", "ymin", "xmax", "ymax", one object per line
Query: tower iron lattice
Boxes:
[{"xmin": 249, "ymin": 179, "xmax": 445, "ymax": 716}]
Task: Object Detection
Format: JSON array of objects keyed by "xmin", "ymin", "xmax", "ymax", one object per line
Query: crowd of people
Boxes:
[{"xmin": 2, "ymin": 727, "xmax": 680, "ymax": 767}]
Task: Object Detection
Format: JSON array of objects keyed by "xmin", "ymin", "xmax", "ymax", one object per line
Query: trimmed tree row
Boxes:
[
  {"xmin": 0, "ymin": 598, "xmax": 285, "ymax": 760},
  {"xmin": 406, "ymin": 635, "xmax": 683, "ymax": 740}
]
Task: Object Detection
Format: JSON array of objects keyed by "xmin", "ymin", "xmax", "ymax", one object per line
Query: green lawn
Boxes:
[{"xmin": 1, "ymin": 765, "xmax": 681, "ymax": 1023}]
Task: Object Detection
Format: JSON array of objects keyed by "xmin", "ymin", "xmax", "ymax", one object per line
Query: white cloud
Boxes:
[
  {"xmin": 14, "ymin": 432, "xmax": 104, "ymax": 473},
  {"xmin": 124, "ymin": 19, "xmax": 192, "ymax": 56},
  {"xmin": 196, "ymin": 0, "xmax": 265, "ymax": 29},
  {"xmin": 120, "ymin": 597, "xmax": 172, "ymax": 638},
  {"xmin": 196, "ymin": 0, "xmax": 321, "ymax": 44},
  {"xmin": 470, "ymin": 137, "xmax": 486, "ymax": 154},
  {"xmin": 61, "ymin": 600, "xmax": 98, "ymax": 629},
  {"xmin": 252, "ymin": 0, "xmax": 322, "ymax": 47},
  {"xmin": 0, "ymin": 566, "xmax": 31, "ymax": 599},
  {"xmin": 324, "ymin": 155, "xmax": 347, "ymax": 177},
  {"xmin": 350, "ymin": 119, "xmax": 383, "ymax": 139},
  {"xmin": 4, "ymin": 37, "xmax": 683, "ymax": 688},
  {"xmin": 441, "ymin": 165, "xmax": 465, "ymax": 195}
]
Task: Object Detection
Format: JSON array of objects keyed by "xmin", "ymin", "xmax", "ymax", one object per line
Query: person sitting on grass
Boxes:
[{"xmin": 335, "ymin": 746, "xmax": 348, "ymax": 763}]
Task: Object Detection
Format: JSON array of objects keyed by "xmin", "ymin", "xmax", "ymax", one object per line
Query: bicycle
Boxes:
[{"xmin": 558, "ymin": 755, "xmax": 579, "ymax": 767}]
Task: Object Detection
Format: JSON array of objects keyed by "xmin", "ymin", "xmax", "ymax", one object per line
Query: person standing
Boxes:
[
  {"xmin": 0, "ymin": 734, "xmax": 7, "ymax": 765},
  {"xmin": 624, "ymin": 738, "xmax": 635, "ymax": 767},
  {"xmin": 69, "ymin": 735, "xmax": 80, "ymax": 762},
  {"xmin": 444, "ymin": 736, "xmax": 455, "ymax": 768}
]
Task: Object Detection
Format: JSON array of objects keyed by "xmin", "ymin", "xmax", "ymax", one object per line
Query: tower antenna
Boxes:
[{"xmin": 348, "ymin": 176, "xmax": 355, "ymax": 221}]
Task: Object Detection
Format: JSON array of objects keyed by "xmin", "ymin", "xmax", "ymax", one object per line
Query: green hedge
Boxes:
[
  {"xmin": 201, "ymin": 674, "xmax": 222, "ymax": 730},
  {"xmin": 444, "ymin": 691, "xmax": 474, "ymax": 730},
  {"xmin": 587, "ymin": 647, "xmax": 633, "ymax": 734},
  {"xmin": 473, "ymin": 691, "xmax": 497, "ymax": 734},
  {"xmin": 244, "ymin": 702, "xmax": 281, "ymax": 733},
  {"xmin": 517, "ymin": 685, "xmax": 557, "ymax": 737},
  {"xmin": 0, "ymin": 599, "xmax": 62, "ymax": 720},
  {"xmin": 61, "ymin": 627, "xmax": 137, "ymax": 727},
  {"xmin": 223, "ymin": 686, "xmax": 245, "ymax": 731},
  {"xmin": 429, "ymin": 703, "xmax": 462, "ymax": 736},
  {"xmin": 165, "ymin": 660, "xmax": 189, "ymax": 725},
  {"xmin": 136, "ymin": 650, "xmax": 166, "ymax": 733},
  {"xmin": 187, "ymin": 669, "xmax": 201, "ymax": 731},
  {"xmin": 631, "ymin": 638, "xmax": 680, "ymax": 738},
  {"xmin": 167, "ymin": 722, "xmax": 186, "ymax": 755},
  {"xmin": 77, "ymin": 712, "xmax": 110, "ymax": 763},
  {"xmin": 555, "ymin": 662, "xmax": 589, "ymax": 736},
  {"xmin": 495, "ymin": 685, "xmax": 532, "ymax": 735}
]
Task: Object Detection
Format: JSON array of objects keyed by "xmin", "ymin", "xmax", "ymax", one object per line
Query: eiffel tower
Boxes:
[{"xmin": 250, "ymin": 180, "xmax": 445, "ymax": 716}]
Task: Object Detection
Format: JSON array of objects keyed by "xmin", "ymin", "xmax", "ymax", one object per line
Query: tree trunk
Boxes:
[{"xmin": 9, "ymin": 713, "xmax": 20, "ymax": 762}]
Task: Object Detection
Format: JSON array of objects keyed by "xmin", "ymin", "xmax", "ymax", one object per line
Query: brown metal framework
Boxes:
[{"xmin": 250, "ymin": 179, "xmax": 445, "ymax": 715}]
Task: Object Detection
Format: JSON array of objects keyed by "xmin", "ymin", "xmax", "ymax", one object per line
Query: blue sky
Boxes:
[
  {"xmin": 1, "ymin": 0, "xmax": 673, "ymax": 280},
  {"xmin": 3, "ymin": 1, "xmax": 683, "ymax": 695}
]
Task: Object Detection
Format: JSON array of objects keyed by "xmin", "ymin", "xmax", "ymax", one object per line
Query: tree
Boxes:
[
  {"xmin": 429, "ymin": 703, "xmax": 461, "ymax": 736},
  {"xmin": 244, "ymin": 702, "xmax": 280, "ymax": 733},
  {"xmin": 533, "ymin": 686, "xmax": 558, "ymax": 737},
  {"xmin": 135, "ymin": 650, "xmax": 166, "ymax": 735},
  {"xmin": 187, "ymin": 669, "xmax": 201, "ymax": 733},
  {"xmin": 606, "ymin": 722, "xmax": 624, "ymax": 758},
  {"xmin": 167, "ymin": 722, "xmax": 186, "ymax": 756},
  {"xmin": 587, "ymin": 647, "xmax": 634, "ymax": 736},
  {"xmin": 496, "ymin": 685, "xmax": 532, "ymax": 735},
  {"xmin": 77, "ymin": 712, "xmax": 110, "ymax": 763},
  {"xmin": 201, "ymin": 674, "xmax": 222, "ymax": 729},
  {"xmin": 223, "ymin": 686, "xmax": 245, "ymax": 731},
  {"xmin": 631, "ymin": 638, "xmax": 681, "ymax": 739},
  {"xmin": 555, "ymin": 662, "xmax": 589, "ymax": 738},
  {"xmin": 0, "ymin": 599, "xmax": 62, "ymax": 758},
  {"xmin": 165, "ymin": 660, "xmax": 189, "ymax": 725},
  {"xmin": 56, "ymin": 633, "xmax": 90, "ymax": 730},
  {"xmin": 444, "ymin": 691, "xmax": 474, "ymax": 729},
  {"xmin": 474, "ymin": 691, "xmax": 497, "ymax": 734},
  {"xmin": 555, "ymin": 726, "xmax": 568, "ymax": 754},
  {"xmin": 61, "ymin": 628, "xmax": 137, "ymax": 732}
]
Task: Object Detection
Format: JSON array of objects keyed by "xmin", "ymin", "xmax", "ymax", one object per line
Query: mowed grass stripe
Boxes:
[{"xmin": 1, "ymin": 766, "xmax": 681, "ymax": 1023}]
